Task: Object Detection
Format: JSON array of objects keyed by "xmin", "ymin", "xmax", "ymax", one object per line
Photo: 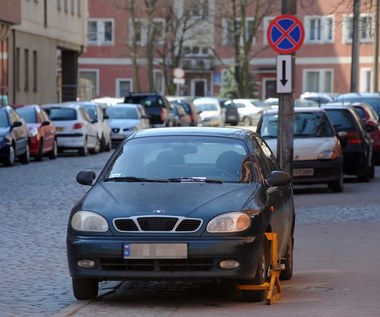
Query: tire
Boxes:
[
  {"xmin": 19, "ymin": 144, "xmax": 30, "ymax": 164},
  {"xmin": 100, "ymin": 134, "xmax": 106, "ymax": 152},
  {"xmin": 79, "ymin": 139, "xmax": 89, "ymax": 156},
  {"xmin": 280, "ymin": 235, "xmax": 294, "ymax": 280},
  {"xmin": 72, "ymin": 278, "xmax": 98, "ymax": 300},
  {"xmin": 241, "ymin": 236, "xmax": 269, "ymax": 302},
  {"xmin": 357, "ymin": 161, "xmax": 370, "ymax": 182},
  {"xmin": 90, "ymin": 137, "xmax": 101, "ymax": 154},
  {"xmin": 48, "ymin": 140, "xmax": 58, "ymax": 160},
  {"xmin": 242, "ymin": 117, "xmax": 252, "ymax": 126},
  {"xmin": 3, "ymin": 145, "xmax": 15, "ymax": 166},
  {"xmin": 328, "ymin": 175, "xmax": 344, "ymax": 193},
  {"xmin": 35, "ymin": 140, "xmax": 43, "ymax": 161}
]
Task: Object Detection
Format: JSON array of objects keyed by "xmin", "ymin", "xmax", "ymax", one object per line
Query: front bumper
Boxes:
[{"xmin": 67, "ymin": 234, "xmax": 263, "ymax": 282}]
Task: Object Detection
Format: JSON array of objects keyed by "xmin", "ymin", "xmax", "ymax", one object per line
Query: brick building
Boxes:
[{"xmin": 79, "ymin": 0, "xmax": 380, "ymax": 100}]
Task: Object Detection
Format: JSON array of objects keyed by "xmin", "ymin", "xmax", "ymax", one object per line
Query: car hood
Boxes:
[
  {"xmin": 108, "ymin": 119, "xmax": 138, "ymax": 129},
  {"xmin": 0, "ymin": 127, "xmax": 10, "ymax": 137},
  {"xmin": 80, "ymin": 182, "xmax": 261, "ymax": 219},
  {"xmin": 265, "ymin": 137, "xmax": 338, "ymax": 160}
]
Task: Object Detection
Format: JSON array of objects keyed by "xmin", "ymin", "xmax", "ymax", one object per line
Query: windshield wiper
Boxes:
[
  {"xmin": 167, "ymin": 177, "xmax": 223, "ymax": 184},
  {"xmin": 104, "ymin": 176, "xmax": 169, "ymax": 183},
  {"xmin": 262, "ymin": 135, "xmax": 277, "ymax": 139}
]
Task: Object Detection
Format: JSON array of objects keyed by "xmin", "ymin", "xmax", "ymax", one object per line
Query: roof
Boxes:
[{"xmin": 263, "ymin": 106, "xmax": 326, "ymax": 115}]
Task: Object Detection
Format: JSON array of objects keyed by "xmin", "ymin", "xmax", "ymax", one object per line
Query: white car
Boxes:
[
  {"xmin": 105, "ymin": 103, "xmax": 151, "ymax": 147},
  {"xmin": 256, "ymin": 107, "xmax": 344, "ymax": 192},
  {"xmin": 193, "ymin": 97, "xmax": 224, "ymax": 127},
  {"xmin": 75, "ymin": 101, "xmax": 112, "ymax": 152},
  {"xmin": 232, "ymin": 99, "xmax": 264, "ymax": 126},
  {"xmin": 41, "ymin": 103, "xmax": 99, "ymax": 156}
]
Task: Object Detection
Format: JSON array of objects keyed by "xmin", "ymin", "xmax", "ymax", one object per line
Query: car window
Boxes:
[
  {"xmin": 16, "ymin": 107, "xmax": 36, "ymax": 123},
  {"xmin": 324, "ymin": 109, "xmax": 355, "ymax": 131},
  {"xmin": 83, "ymin": 106, "xmax": 97, "ymax": 121},
  {"xmin": 106, "ymin": 106, "xmax": 138, "ymax": 119},
  {"xmin": 0, "ymin": 110, "xmax": 8, "ymax": 127},
  {"xmin": 104, "ymin": 136, "xmax": 254, "ymax": 183},
  {"xmin": 48, "ymin": 108, "xmax": 77, "ymax": 121},
  {"xmin": 125, "ymin": 95, "xmax": 163, "ymax": 108},
  {"xmin": 195, "ymin": 103, "xmax": 218, "ymax": 111}
]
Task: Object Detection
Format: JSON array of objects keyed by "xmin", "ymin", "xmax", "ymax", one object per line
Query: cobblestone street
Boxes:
[{"xmin": 0, "ymin": 153, "xmax": 379, "ymax": 317}]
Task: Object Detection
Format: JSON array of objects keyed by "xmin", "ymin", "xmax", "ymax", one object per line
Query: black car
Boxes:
[
  {"xmin": 67, "ymin": 127, "xmax": 295, "ymax": 302},
  {"xmin": 219, "ymin": 98, "xmax": 240, "ymax": 126},
  {"xmin": 124, "ymin": 92, "xmax": 175, "ymax": 128},
  {"xmin": 322, "ymin": 103, "xmax": 375, "ymax": 181},
  {"xmin": 0, "ymin": 106, "xmax": 30, "ymax": 166}
]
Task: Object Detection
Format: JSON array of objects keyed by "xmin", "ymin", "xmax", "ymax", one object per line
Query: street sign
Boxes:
[
  {"xmin": 276, "ymin": 55, "xmax": 292, "ymax": 93},
  {"xmin": 173, "ymin": 77, "xmax": 185, "ymax": 85},
  {"xmin": 173, "ymin": 67, "xmax": 185, "ymax": 78},
  {"xmin": 267, "ymin": 14, "xmax": 304, "ymax": 54}
]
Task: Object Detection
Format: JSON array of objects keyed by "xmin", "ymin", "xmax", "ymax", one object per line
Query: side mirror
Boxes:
[
  {"xmin": 337, "ymin": 131, "xmax": 348, "ymax": 148},
  {"xmin": 76, "ymin": 170, "xmax": 96, "ymax": 186},
  {"xmin": 12, "ymin": 121, "xmax": 22, "ymax": 128},
  {"xmin": 265, "ymin": 170, "xmax": 291, "ymax": 187},
  {"xmin": 41, "ymin": 120, "xmax": 50, "ymax": 126},
  {"xmin": 365, "ymin": 119, "xmax": 378, "ymax": 133}
]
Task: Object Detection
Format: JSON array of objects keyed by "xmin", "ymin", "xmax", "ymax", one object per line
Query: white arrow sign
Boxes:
[{"xmin": 276, "ymin": 55, "xmax": 292, "ymax": 94}]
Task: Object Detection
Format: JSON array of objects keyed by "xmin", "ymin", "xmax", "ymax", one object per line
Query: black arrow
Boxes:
[{"xmin": 280, "ymin": 60, "xmax": 288, "ymax": 86}]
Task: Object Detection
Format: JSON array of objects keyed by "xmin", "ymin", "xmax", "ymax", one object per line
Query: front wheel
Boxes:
[
  {"xmin": 3, "ymin": 145, "xmax": 15, "ymax": 166},
  {"xmin": 242, "ymin": 116, "xmax": 252, "ymax": 126},
  {"xmin": 19, "ymin": 144, "xmax": 30, "ymax": 164},
  {"xmin": 240, "ymin": 236, "xmax": 269, "ymax": 302},
  {"xmin": 48, "ymin": 140, "xmax": 58, "ymax": 160},
  {"xmin": 72, "ymin": 278, "xmax": 98, "ymax": 300},
  {"xmin": 328, "ymin": 175, "xmax": 344, "ymax": 193}
]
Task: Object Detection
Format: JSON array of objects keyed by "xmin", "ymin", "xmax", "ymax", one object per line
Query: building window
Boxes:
[
  {"xmin": 153, "ymin": 71, "xmax": 164, "ymax": 94},
  {"xmin": 303, "ymin": 69, "xmax": 333, "ymax": 93},
  {"xmin": 152, "ymin": 20, "xmax": 164, "ymax": 44},
  {"xmin": 57, "ymin": 0, "xmax": 61, "ymax": 11},
  {"xmin": 24, "ymin": 49, "xmax": 29, "ymax": 92},
  {"xmin": 79, "ymin": 70, "xmax": 98, "ymax": 99},
  {"xmin": 128, "ymin": 18, "xmax": 165, "ymax": 46},
  {"xmin": 188, "ymin": 0, "xmax": 209, "ymax": 18},
  {"xmin": 33, "ymin": 51, "xmax": 37, "ymax": 93},
  {"xmin": 360, "ymin": 68, "xmax": 373, "ymax": 92},
  {"xmin": 343, "ymin": 14, "xmax": 374, "ymax": 43},
  {"xmin": 222, "ymin": 17, "xmax": 256, "ymax": 46},
  {"xmin": 263, "ymin": 16, "xmax": 274, "ymax": 45},
  {"xmin": 16, "ymin": 48, "xmax": 20, "ymax": 92},
  {"xmin": 87, "ymin": 19, "xmax": 114, "ymax": 46},
  {"xmin": 116, "ymin": 79, "xmax": 132, "ymax": 97},
  {"xmin": 304, "ymin": 15, "xmax": 334, "ymax": 43}
]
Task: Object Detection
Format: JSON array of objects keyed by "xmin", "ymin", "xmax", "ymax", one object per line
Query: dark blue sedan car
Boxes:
[
  {"xmin": 0, "ymin": 106, "xmax": 30, "ymax": 166},
  {"xmin": 67, "ymin": 127, "xmax": 295, "ymax": 302}
]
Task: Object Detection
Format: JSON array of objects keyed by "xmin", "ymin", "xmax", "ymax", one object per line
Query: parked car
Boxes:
[
  {"xmin": 321, "ymin": 103, "xmax": 375, "ymax": 181},
  {"xmin": 0, "ymin": 106, "xmax": 30, "ymax": 166},
  {"xmin": 193, "ymin": 97, "xmax": 224, "ymax": 127},
  {"xmin": 334, "ymin": 92, "xmax": 380, "ymax": 118},
  {"xmin": 299, "ymin": 92, "xmax": 335, "ymax": 105},
  {"xmin": 67, "ymin": 127, "xmax": 295, "ymax": 302},
  {"xmin": 15, "ymin": 104, "xmax": 57, "ymax": 161},
  {"xmin": 256, "ymin": 107, "xmax": 344, "ymax": 192},
  {"xmin": 232, "ymin": 99, "xmax": 264, "ymax": 126},
  {"xmin": 75, "ymin": 101, "xmax": 112, "ymax": 152},
  {"xmin": 167, "ymin": 96, "xmax": 201, "ymax": 126},
  {"xmin": 124, "ymin": 92, "xmax": 175, "ymax": 128},
  {"xmin": 41, "ymin": 103, "xmax": 99, "ymax": 156},
  {"xmin": 349, "ymin": 102, "xmax": 380, "ymax": 164},
  {"xmin": 219, "ymin": 98, "xmax": 240, "ymax": 126},
  {"xmin": 105, "ymin": 103, "xmax": 150, "ymax": 147},
  {"xmin": 170, "ymin": 103, "xmax": 192, "ymax": 126}
]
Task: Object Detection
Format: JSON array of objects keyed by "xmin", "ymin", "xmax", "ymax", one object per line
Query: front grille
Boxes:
[
  {"xmin": 114, "ymin": 216, "xmax": 202, "ymax": 233},
  {"xmin": 100, "ymin": 258, "xmax": 214, "ymax": 271},
  {"xmin": 112, "ymin": 128, "xmax": 120, "ymax": 133}
]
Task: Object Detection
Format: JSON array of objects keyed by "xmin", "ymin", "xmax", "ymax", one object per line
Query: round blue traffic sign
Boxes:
[{"xmin": 267, "ymin": 14, "xmax": 304, "ymax": 54}]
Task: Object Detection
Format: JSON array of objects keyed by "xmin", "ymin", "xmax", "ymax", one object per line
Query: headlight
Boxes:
[
  {"xmin": 71, "ymin": 211, "xmax": 109, "ymax": 232},
  {"xmin": 207, "ymin": 212, "xmax": 251, "ymax": 233},
  {"xmin": 318, "ymin": 143, "xmax": 341, "ymax": 160}
]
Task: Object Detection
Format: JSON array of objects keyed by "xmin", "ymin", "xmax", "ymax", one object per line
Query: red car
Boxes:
[
  {"xmin": 351, "ymin": 102, "xmax": 380, "ymax": 164},
  {"xmin": 15, "ymin": 105, "xmax": 58, "ymax": 161}
]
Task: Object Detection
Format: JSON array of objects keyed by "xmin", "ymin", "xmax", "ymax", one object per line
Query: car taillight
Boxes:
[
  {"xmin": 160, "ymin": 108, "xmax": 167, "ymax": 121},
  {"xmin": 347, "ymin": 131, "xmax": 362, "ymax": 145},
  {"xmin": 73, "ymin": 122, "xmax": 84, "ymax": 129}
]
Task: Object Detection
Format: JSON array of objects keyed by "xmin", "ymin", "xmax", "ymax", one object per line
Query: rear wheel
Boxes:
[
  {"xmin": 79, "ymin": 139, "xmax": 89, "ymax": 156},
  {"xmin": 89, "ymin": 137, "xmax": 101, "ymax": 154},
  {"xmin": 242, "ymin": 116, "xmax": 252, "ymax": 126},
  {"xmin": 35, "ymin": 140, "xmax": 43, "ymax": 161},
  {"xmin": 19, "ymin": 144, "xmax": 30, "ymax": 164},
  {"xmin": 48, "ymin": 140, "xmax": 58, "ymax": 160},
  {"xmin": 240, "ymin": 236, "xmax": 269, "ymax": 302},
  {"xmin": 72, "ymin": 278, "xmax": 98, "ymax": 300}
]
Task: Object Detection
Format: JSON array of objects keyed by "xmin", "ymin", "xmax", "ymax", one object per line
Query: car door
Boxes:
[
  {"xmin": 80, "ymin": 107, "xmax": 97, "ymax": 147},
  {"xmin": 39, "ymin": 108, "xmax": 55, "ymax": 152},
  {"xmin": 9, "ymin": 109, "xmax": 28, "ymax": 156}
]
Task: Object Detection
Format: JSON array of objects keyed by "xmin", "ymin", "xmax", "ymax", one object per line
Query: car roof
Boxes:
[
  {"xmin": 109, "ymin": 103, "xmax": 141, "ymax": 108},
  {"xmin": 336, "ymin": 92, "xmax": 380, "ymax": 99},
  {"xmin": 263, "ymin": 106, "xmax": 325, "ymax": 115},
  {"xmin": 129, "ymin": 127, "xmax": 253, "ymax": 140}
]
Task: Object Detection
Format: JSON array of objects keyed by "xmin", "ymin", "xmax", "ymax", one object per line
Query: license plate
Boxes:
[
  {"xmin": 293, "ymin": 168, "xmax": 314, "ymax": 177},
  {"xmin": 56, "ymin": 127, "xmax": 64, "ymax": 132},
  {"xmin": 123, "ymin": 243, "xmax": 188, "ymax": 259}
]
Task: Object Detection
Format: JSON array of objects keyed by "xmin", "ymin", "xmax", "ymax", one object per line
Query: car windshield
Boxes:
[
  {"xmin": 259, "ymin": 112, "xmax": 335, "ymax": 138},
  {"xmin": 125, "ymin": 95, "xmax": 162, "ymax": 108},
  {"xmin": 16, "ymin": 107, "xmax": 36, "ymax": 123},
  {"xmin": 47, "ymin": 108, "xmax": 77, "ymax": 121},
  {"xmin": 0, "ymin": 110, "xmax": 8, "ymax": 127},
  {"xmin": 103, "ymin": 136, "xmax": 254, "ymax": 183},
  {"xmin": 106, "ymin": 107, "xmax": 138, "ymax": 119}
]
